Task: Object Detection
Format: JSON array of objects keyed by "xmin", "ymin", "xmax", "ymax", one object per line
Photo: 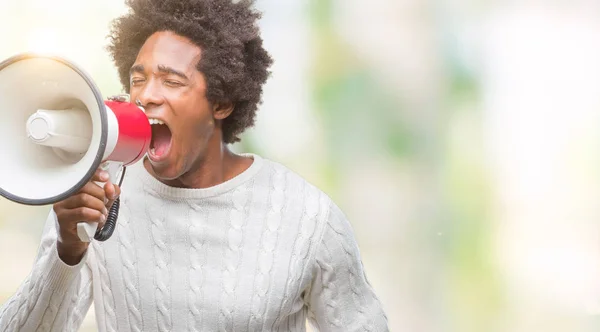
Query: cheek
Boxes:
[
  {"xmin": 173, "ymin": 120, "xmax": 213, "ymax": 169},
  {"xmin": 168, "ymin": 89, "xmax": 214, "ymax": 147},
  {"xmin": 173, "ymin": 105, "xmax": 214, "ymax": 151}
]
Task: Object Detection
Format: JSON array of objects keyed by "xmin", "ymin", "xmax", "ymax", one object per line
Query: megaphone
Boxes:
[{"xmin": 0, "ymin": 53, "xmax": 151, "ymax": 242}]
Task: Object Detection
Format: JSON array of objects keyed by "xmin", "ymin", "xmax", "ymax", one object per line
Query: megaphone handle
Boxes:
[
  {"xmin": 77, "ymin": 222, "xmax": 98, "ymax": 243},
  {"xmin": 76, "ymin": 162, "xmax": 123, "ymax": 242},
  {"xmin": 101, "ymin": 161, "xmax": 124, "ymax": 184}
]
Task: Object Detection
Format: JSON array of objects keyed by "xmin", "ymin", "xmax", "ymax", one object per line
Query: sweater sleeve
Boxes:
[
  {"xmin": 305, "ymin": 202, "xmax": 389, "ymax": 332},
  {"xmin": 0, "ymin": 210, "xmax": 94, "ymax": 332}
]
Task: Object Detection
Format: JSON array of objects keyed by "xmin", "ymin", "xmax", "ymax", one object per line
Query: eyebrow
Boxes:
[{"xmin": 129, "ymin": 64, "xmax": 189, "ymax": 80}]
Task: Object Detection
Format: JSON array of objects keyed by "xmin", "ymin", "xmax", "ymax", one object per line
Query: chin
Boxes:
[{"xmin": 146, "ymin": 158, "xmax": 182, "ymax": 182}]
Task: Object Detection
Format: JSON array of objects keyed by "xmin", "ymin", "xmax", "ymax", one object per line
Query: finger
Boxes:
[
  {"xmin": 104, "ymin": 181, "xmax": 117, "ymax": 201},
  {"xmin": 91, "ymin": 168, "xmax": 110, "ymax": 183},
  {"xmin": 60, "ymin": 207, "xmax": 106, "ymax": 226},
  {"xmin": 60, "ymin": 193, "xmax": 108, "ymax": 216},
  {"xmin": 105, "ymin": 183, "xmax": 121, "ymax": 209},
  {"xmin": 79, "ymin": 181, "xmax": 107, "ymax": 202}
]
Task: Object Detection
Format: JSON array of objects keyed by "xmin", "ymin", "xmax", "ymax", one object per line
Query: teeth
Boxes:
[
  {"xmin": 151, "ymin": 147, "xmax": 156, "ymax": 155},
  {"xmin": 148, "ymin": 119, "xmax": 165, "ymax": 125}
]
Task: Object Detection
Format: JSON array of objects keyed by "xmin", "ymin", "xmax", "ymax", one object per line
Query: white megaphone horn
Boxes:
[{"xmin": 0, "ymin": 53, "xmax": 151, "ymax": 243}]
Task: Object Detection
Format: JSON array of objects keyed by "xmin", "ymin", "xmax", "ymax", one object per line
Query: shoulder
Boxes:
[
  {"xmin": 258, "ymin": 155, "xmax": 353, "ymax": 246},
  {"xmin": 258, "ymin": 157, "xmax": 336, "ymax": 218}
]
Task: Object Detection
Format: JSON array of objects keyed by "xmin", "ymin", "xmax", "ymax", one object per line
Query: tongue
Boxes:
[{"xmin": 151, "ymin": 125, "xmax": 171, "ymax": 157}]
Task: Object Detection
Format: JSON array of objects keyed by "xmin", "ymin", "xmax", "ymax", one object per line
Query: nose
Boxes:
[{"xmin": 134, "ymin": 79, "xmax": 164, "ymax": 109}]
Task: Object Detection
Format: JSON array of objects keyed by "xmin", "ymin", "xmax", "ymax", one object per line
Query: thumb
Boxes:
[{"xmin": 104, "ymin": 182, "xmax": 121, "ymax": 209}]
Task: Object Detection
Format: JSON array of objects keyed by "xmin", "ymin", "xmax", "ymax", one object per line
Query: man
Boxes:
[{"xmin": 0, "ymin": 0, "xmax": 388, "ymax": 331}]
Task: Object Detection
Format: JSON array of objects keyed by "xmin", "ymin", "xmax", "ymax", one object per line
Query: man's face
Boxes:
[{"xmin": 129, "ymin": 31, "xmax": 216, "ymax": 181}]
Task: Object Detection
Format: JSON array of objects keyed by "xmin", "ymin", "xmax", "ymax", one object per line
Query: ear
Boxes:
[{"xmin": 213, "ymin": 102, "xmax": 234, "ymax": 120}]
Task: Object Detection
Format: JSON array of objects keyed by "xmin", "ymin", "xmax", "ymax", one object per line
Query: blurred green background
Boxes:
[{"xmin": 2, "ymin": 0, "xmax": 600, "ymax": 331}]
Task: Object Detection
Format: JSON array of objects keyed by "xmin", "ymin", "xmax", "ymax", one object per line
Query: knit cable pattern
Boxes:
[
  {"xmin": 316, "ymin": 241, "xmax": 342, "ymax": 327},
  {"xmin": 329, "ymin": 214, "xmax": 373, "ymax": 331},
  {"xmin": 247, "ymin": 164, "xmax": 286, "ymax": 331},
  {"xmin": 117, "ymin": 200, "xmax": 143, "ymax": 332},
  {"xmin": 7, "ymin": 257, "xmax": 50, "ymax": 330},
  {"xmin": 2, "ymin": 230, "xmax": 55, "ymax": 330},
  {"xmin": 219, "ymin": 185, "xmax": 251, "ymax": 331},
  {"xmin": 35, "ymin": 286, "xmax": 63, "ymax": 331},
  {"xmin": 0, "ymin": 278, "xmax": 29, "ymax": 328},
  {"xmin": 66, "ymin": 272, "xmax": 92, "ymax": 332},
  {"xmin": 94, "ymin": 242, "xmax": 118, "ymax": 332},
  {"xmin": 187, "ymin": 201, "xmax": 208, "ymax": 332},
  {"xmin": 148, "ymin": 200, "xmax": 172, "ymax": 331},
  {"xmin": 0, "ymin": 159, "xmax": 388, "ymax": 332},
  {"xmin": 270, "ymin": 179, "xmax": 321, "ymax": 330},
  {"xmin": 281, "ymin": 186, "xmax": 321, "ymax": 330}
]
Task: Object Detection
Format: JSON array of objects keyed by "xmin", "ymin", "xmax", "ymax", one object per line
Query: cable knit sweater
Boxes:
[{"xmin": 0, "ymin": 154, "xmax": 388, "ymax": 332}]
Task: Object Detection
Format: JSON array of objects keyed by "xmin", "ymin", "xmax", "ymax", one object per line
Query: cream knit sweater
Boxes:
[{"xmin": 0, "ymin": 154, "xmax": 388, "ymax": 331}]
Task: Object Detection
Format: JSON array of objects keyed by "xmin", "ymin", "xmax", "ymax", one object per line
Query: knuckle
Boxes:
[
  {"xmin": 84, "ymin": 194, "xmax": 100, "ymax": 209},
  {"xmin": 81, "ymin": 181, "xmax": 94, "ymax": 190},
  {"xmin": 86, "ymin": 185, "xmax": 104, "ymax": 202},
  {"xmin": 78, "ymin": 193, "xmax": 90, "ymax": 206},
  {"xmin": 52, "ymin": 202, "xmax": 62, "ymax": 212},
  {"xmin": 73, "ymin": 207, "xmax": 87, "ymax": 218}
]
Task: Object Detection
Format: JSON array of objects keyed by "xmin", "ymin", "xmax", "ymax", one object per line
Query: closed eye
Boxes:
[
  {"xmin": 131, "ymin": 78, "xmax": 145, "ymax": 87},
  {"xmin": 164, "ymin": 80, "xmax": 184, "ymax": 87}
]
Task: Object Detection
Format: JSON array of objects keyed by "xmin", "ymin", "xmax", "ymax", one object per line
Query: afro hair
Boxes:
[{"xmin": 107, "ymin": 0, "xmax": 273, "ymax": 143}]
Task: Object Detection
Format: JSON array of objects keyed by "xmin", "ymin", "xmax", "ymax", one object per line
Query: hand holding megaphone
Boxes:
[
  {"xmin": 52, "ymin": 166, "xmax": 121, "ymax": 265},
  {"xmin": 73, "ymin": 161, "xmax": 123, "ymax": 243}
]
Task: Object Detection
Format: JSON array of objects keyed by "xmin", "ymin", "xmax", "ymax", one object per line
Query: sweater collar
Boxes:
[{"xmin": 131, "ymin": 153, "xmax": 264, "ymax": 200}]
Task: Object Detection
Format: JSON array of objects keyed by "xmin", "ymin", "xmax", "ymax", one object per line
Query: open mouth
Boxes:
[{"xmin": 148, "ymin": 118, "xmax": 172, "ymax": 161}]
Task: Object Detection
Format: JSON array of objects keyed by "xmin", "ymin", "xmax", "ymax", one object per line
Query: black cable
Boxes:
[{"xmin": 94, "ymin": 166, "xmax": 126, "ymax": 241}]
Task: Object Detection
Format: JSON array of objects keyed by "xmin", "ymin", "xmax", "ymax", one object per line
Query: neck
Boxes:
[{"xmin": 144, "ymin": 142, "xmax": 253, "ymax": 189}]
